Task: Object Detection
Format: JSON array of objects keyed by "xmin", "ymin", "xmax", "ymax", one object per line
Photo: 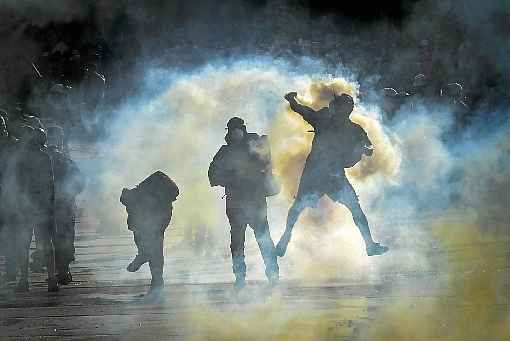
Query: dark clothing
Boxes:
[
  {"xmin": 47, "ymin": 147, "xmax": 84, "ymax": 272},
  {"xmin": 209, "ymin": 135, "xmax": 279, "ymax": 281},
  {"xmin": 0, "ymin": 137, "xmax": 19, "ymax": 234},
  {"xmin": 121, "ymin": 172, "xmax": 178, "ymax": 233},
  {"xmin": 2, "ymin": 143, "xmax": 56, "ymax": 286},
  {"xmin": 278, "ymin": 99, "xmax": 378, "ymax": 253},
  {"xmin": 227, "ymin": 205, "xmax": 279, "ymax": 280},
  {"xmin": 132, "ymin": 229, "xmax": 165, "ymax": 285},
  {"xmin": 209, "ymin": 133, "xmax": 273, "ymax": 208},
  {"xmin": 121, "ymin": 171, "xmax": 179, "ymax": 287},
  {"xmin": 288, "ymin": 101, "xmax": 371, "ymax": 207}
]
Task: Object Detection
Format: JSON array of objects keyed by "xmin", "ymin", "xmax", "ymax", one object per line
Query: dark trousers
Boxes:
[
  {"xmin": 6, "ymin": 214, "xmax": 56, "ymax": 282},
  {"xmin": 226, "ymin": 205, "xmax": 279, "ymax": 281},
  {"xmin": 133, "ymin": 230, "xmax": 165, "ymax": 286},
  {"xmin": 54, "ymin": 203, "xmax": 76, "ymax": 274}
]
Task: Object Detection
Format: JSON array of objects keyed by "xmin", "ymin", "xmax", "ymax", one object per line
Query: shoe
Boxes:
[
  {"xmin": 234, "ymin": 277, "xmax": 246, "ymax": 291},
  {"xmin": 275, "ymin": 231, "xmax": 292, "ymax": 257},
  {"xmin": 366, "ymin": 243, "xmax": 389, "ymax": 256},
  {"xmin": 47, "ymin": 277, "xmax": 59, "ymax": 292},
  {"xmin": 57, "ymin": 271, "xmax": 73, "ymax": 285},
  {"xmin": 15, "ymin": 279, "xmax": 29, "ymax": 293},
  {"xmin": 145, "ymin": 279, "xmax": 165, "ymax": 300},
  {"xmin": 127, "ymin": 255, "xmax": 148, "ymax": 272}
]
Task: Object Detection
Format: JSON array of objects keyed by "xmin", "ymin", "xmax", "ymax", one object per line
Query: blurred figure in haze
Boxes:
[
  {"xmin": 276, "ymin": 92, "xmax": 388, "ymax": 258},
  {"xmin": 208, "ymin": 117, "xmax": 280, "ymax": 290},
  {"xmin": 46, "ymin": 126, "xmax": 84, "ymax": 285},
  {"xmin": 3, "ymin": 125, "xmax": 58, "ymax": 292},
  {"xmin": 121, "ymin": 171, "xmax": 179, "ymax": 297},
  {"xmin": 0, "ymin": 116, "xmax": 19, "ymax": 278}
]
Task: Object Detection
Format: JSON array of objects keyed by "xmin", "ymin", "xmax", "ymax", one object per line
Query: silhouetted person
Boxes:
[
  {"xmin": 0, "ymin": 116, "xmax": 15, "ymax": 234},
  {"xmin": 209, "ymin": 117, "xmax": 280, "ymax": 290},
  {"xmin": 120, "ymin": 171, "xmax": 179, "ymax": 296},
  {"xmin": 3, "ymin": 125, "xmax": 58, "ymax": 292},
  {"xmin": 0, "ymin": 116, "xmax": 19, "ymax": 274},
  {"xmin": 276, "ymin": 92, "xmax": 388, "ymax": 257},
  {"xmin": 47, "ymin": 126, "xmax": 84, "ymax": 285}
]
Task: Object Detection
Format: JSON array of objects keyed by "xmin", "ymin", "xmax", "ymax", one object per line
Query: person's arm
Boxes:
[
  {"xmin": 208, "ymin": 146, "xmax": 230, "ymax": 187},
  {"xmin": 285, "ymin": 92, "xmax": 318, "ymax": 126},
  {"xmin": 360, "ymin": 129, "xmax": 374, "ymax": 156}
]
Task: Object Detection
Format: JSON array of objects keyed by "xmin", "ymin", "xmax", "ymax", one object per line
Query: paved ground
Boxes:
[{"xmin": 1, "ymin": 219, "xmax": 509, "ymax": 340}]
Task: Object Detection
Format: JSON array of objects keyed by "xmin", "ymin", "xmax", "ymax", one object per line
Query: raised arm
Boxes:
[{"xmin": 284, "ymin": 92, "xmax": 318, "ymax": 126}]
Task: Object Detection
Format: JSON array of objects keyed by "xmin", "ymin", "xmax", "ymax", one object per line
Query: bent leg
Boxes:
[
  {"xmin": 331, "ymin": 181, "xmax": 374, "ymax": 247},
  {"xmin": 276, "ymin": 195, "xmax": 316, "ymax": 257},
  {"xmin": 330, "ymin": 180, "xmax": 388, "ymax": 256}
]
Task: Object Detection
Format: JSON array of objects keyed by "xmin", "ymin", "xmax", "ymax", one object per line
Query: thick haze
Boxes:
[{"xmin": 0, "ymin": 1, "xmax": 509, "ymax": 340}]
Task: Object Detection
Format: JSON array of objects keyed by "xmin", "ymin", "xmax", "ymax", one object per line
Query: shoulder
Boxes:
[
  {"xmin": 246, "ymin": 133, "xmax": 261, "ymax": 141},
  {"xmin": 215, "ymin": 144, "xmax": 230, "ymax": 156}
]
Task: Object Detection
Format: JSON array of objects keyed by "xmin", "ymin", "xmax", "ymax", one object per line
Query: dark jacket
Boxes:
[
  {"xmin": 120, "ymin": 171, "xmax": 179, "ymax": 232},
  {"xmin": 209, "ymin": 133, "xmax": 276, "ymax": 208},
  {"xmin": 48, "ymin": 147, "xmax": 84, "ymax": 206}
]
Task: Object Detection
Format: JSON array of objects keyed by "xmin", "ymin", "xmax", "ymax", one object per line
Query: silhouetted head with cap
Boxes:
[
  {"xmin": 328, "ymin": 93, "xmax": 354, "ymax": 119},
  {"xmin": 225, "ymin": 117, "xmax": 247, "ymax": 145}
]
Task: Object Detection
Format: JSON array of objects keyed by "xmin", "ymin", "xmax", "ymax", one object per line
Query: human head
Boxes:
[
  {"xmin": 225, "ymin": 117, "xmax": 247, "ymax": 145},
  {"xmin": 328, "ymin": 93, "xmax": 355, "ymax": 117}
]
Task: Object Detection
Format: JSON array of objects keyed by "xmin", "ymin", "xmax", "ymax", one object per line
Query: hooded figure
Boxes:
[
  {"xmin": 275, "ymin": 92, "xmax": 388, "ymax": 258},
  {"xmin": 2, "ymin": 125, "xmax": 58, "ymax": 292},
  {"xmin": 120, "ymin": 171, "xmax": 179, "ymax": 296},
  {"xmin": 46, "ymin": 125, "xmax": 84, "ymax": 285},
  {"xmin": 208, "ymin": 117, "xmax": 279, "ymax": 290}
]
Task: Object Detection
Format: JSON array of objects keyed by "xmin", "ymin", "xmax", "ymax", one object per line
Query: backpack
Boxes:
[
  {"xmin": 137, "ymin": 171, "xmax": 180, "ymax": 205},
  {"xmin": 339, "ymin": 124, "xmax": 371, "ymax": 168},
  {"xmin": 247, "ymin": 134, "xmax": 281, "ymax": 197}
]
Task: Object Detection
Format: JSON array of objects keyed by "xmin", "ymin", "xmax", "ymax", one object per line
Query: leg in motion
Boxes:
[
  {"xmin": 227, "ymin": 209, "xmax": 248, "ymax": 290},
  {"xmin": 251, "ymin": 210, "xmax": 279, "ymax": 285},
  {"xmin": 276, "ymin": 195, "xmax": 315, "ymax": 257},
  {"xmin": 127, "ymin": 231, "xmax": 149, "ymax": 272},
  {"xmin": 332, "ymin": 182, "xmax": 388, "ymax": 256}
]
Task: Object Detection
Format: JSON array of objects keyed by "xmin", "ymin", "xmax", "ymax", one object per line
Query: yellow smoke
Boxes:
[
  {"xmin": 363, "ymin": 131, "xmax": 510, "ymax": 341},
  {"xmin": 92, "ymin": 62, "xmax": 509, "ymax": 339},
  {"xmin": 188, "ymin": 297, "xmax": 369, "ymax": 341},
  {"xmin": 268, "ymin": 78, "xmax": 400, "ymax": 275}
]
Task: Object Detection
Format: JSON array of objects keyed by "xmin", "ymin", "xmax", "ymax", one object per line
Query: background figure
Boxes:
[
  {"xmin": 0, "ymin": 115, "xmax": 19, "ymax": 280},
  {"xmin": 3, "ymin": 125, "xmax": 58, "ymax": 292},
  {"xmin": 47, "ymin": 125, "xmax": 85, "ymax": 285},
  {"xmin": 276, "ymin": 92, "xmax": 388, "ymax": 257},
  {"xmin": 120, "ymin": 171, "xmax": 179, "ymax": 296},
  {"xmin": 208, "ymin": 117, "xmax": 280, "ymax": 290}
]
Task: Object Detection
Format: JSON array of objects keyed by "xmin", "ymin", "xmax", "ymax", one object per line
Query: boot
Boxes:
[
  {"xmin": 366, "ymin": 242, "xmax": 389, "ymax": 256},
  {"xmin": 57, "ymin": 270, "xmax": 73, "ymax": 285},
  {"xmin": 47, "ymin": 277, "xmax": 59, "ymax": 292},
  {"xmin": 127, "ymin": 254, "xmax": 149, "ymax": 272}
]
